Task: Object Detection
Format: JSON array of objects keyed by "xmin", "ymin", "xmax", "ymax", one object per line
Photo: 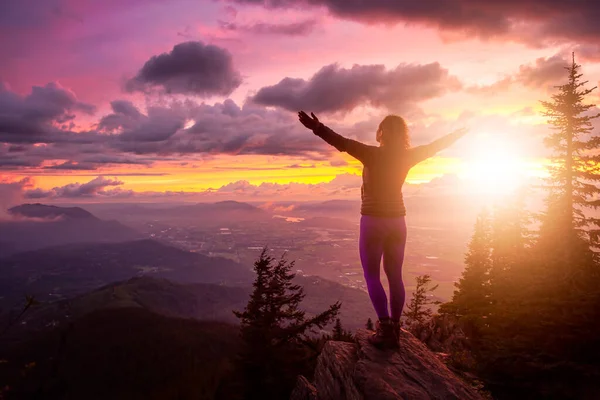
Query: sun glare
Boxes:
[{"xmin": 460, "ymin": 133, "xmax": 529, "ymax": 195}]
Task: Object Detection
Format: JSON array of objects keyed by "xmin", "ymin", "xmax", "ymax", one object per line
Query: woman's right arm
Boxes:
[{"xmin": 409, "ymin": 128, "xmax": 469, "ymax": 166}]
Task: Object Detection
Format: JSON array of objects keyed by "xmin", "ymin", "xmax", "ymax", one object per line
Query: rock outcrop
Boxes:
[
  {"xmin": 410, "ymin": 314, "xmax": 469, "ymax": 353},
  {"xmin": 291, "ymin": 329, "xmax": 482, "ymax": 400}
]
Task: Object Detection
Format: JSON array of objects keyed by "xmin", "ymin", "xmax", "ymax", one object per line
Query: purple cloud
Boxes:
[
  {"xmin": 516, "ymin": 54, "xmax": 568, "ymax": 88},
  {"xmin": 251, "ymin": 62, "xmax": 461, "ymax": 113},
  {"xmin": 24, "ymin": 176, "xmax": 131, "ymax": 199},
  {"xmin": 218, "ymin": 19, "xmax": 317, "ymax": 36},
  {"xmin": 0, "ymin": 82, "xmax": 96, "ymax": 143},
  {"xmin": 125, "ymin": 41, "xmax": 243, "ymax": 96},
  {"xmin": 467, "ymin": 54, "xmax": 569, "ymax": 94},
  {"xmin": 225, "ymin": 0, "xmax": 600, "ymax": 46},
  {"xmin": 99, "ymin": 100, "xmax": 186, "ymax": 142}
]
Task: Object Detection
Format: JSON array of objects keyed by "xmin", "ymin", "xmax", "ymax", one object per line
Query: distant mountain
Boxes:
[
  {"xmin": 0, "ymin": 203, "xmax": 140, "ymax": 255},
  {"xmin": 21, "ymin": 275, "xmax": 372, "ymax": 330},
  {"xmin": 8, "ymin": 203, "xmax": 96, "ymax": 220},
  {"xmin": 0, "ymin": 307, "xmax": 241, "ymax": 400},
  {"xmin": 203, "ymin": 200, "xmax": 265, "ymax": 212},
  {"xmin": 85, "ymin": 200, "xmax": 271, "ymax": 227},
  {"xmin": 5, "ymin": 273, "xmax": 373, "ymax": 338},
  {"xmin": 0, "ymin": 239, "xmax": 254, "ymax": 308},
  {"xmin": 9, "ymin": 276, "xmax": 249, "ymax": 337},
  {"xmin": 291, "ymin": 200, "xmax": 360, "ymax": 218}
]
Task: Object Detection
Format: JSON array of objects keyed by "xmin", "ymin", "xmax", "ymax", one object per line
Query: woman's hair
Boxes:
[{"xmin": 378, "ymin": 115, "xmax": 410, "ymax": 149}]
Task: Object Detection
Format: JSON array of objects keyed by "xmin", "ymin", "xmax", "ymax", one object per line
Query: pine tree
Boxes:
[
  {"xmin": 234, "ymin": 248, "xmax": 341, "ymax": 399},
  {"xmin": 366, "ymin": 318, "xmax": 374, "ymax": 331},
  {"xmin": 440, "ymin": 209, "xmax": 492, "ymax": 336},
  {"xmin": 478, "ymin": 55, "xmax": 600, "ymax": 384},
  {"xmin": 539, "ymin": 52, "xmax": 600, "ymax": 254},
  {"xmin": 531, "ymin": 53, "xmax": 600, "ymax": 364},
  {"xmin": 479, "ymin": 190, "xmax": 539, "ymax": 356},
  {"xmin": 404, "ymin": 274, "xmax": 441, "ymax": 329},
  {"xmin": 332, "ymin": 318, "xmax": 343, "ymax": 340},
  {"xmin": 488, "ymin": 189, "xmax": 533, "ymax": 310},
  {"xmin": 331, "ymin": 318, "xmax": 354, "ymax": 341}
]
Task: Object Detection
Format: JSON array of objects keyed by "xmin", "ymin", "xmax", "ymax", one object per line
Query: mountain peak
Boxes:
[
  {"xmin": 8, "ymin": 203, "xmax": 96, "ymax": 220},
  {"xmin": 291, "ymin": 329, "xmax": 482, "ymax": 400}
]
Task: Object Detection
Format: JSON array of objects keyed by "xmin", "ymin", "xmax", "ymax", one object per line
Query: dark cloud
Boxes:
[
  {"xmin": 8, "ymin": 145, "xmax": 27, "ymax": 152},
  {"xmin": 0, "ymin": 91, "xmax": 339, "ymax": 166},
  {"xmin": 218, "ymin": 19, "xmax": 317, "ymax": 35},
  {"xmin": 0, "ymin": 91, "xmax": 174, "ymax": 171},
  {"xmin": 78, "ymin": 154, "xmax": 154, "ymax": 166},
  {"xmin": 225, "ymin": 0, "xmax": 600, "ymax": 46},
  {"xmin": 0, "ymin": 82, "xmax": 96, "ymax": 144},
  {"xmin": 22, "ymin": 188, "xmax": 55, "ymax": 199},
  {"xmin": 0, "ymin": 156, "xmax": 39, "ymax": 168},
  {"xmin": 125, "ymin": 41, "xmax": 242, "ymax": 96},
  {"xmin": 251, "ymin": 62, "xmax": 461, "ymax": 113},
  {"xmin": 44, "ymin": 161, "xmax": 98, "ymax": 170},
  {"xmin": 516, "ymin": 54, "xmax": 568, "ymax": 88},
  {"xmin": 24, "ymin": 176, "xmax": 131, "ymax": 199},
  {"xmin": 467, "ymin": 54, "xmax": 569, "ymax": 94},
  {"xmin": 99, "ymin": 100, "xmax": 185, "ymax": 142},
  {"xmin": 106, "ymin": 98, "xmax": 335, "ymax": 158},
  {"xmin": 286, "ymin": 164, "xmax": 315, "ymax": 168}
]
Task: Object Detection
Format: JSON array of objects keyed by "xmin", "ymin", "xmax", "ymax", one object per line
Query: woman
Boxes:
[{"xmin": 298, "ymin": 111, "xmax": 468, "ymax": 349}]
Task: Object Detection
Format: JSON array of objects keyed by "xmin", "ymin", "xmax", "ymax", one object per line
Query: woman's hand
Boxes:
[{"xmin": 298, "ymin": 111, "xmax": 320, "ymax": 131}]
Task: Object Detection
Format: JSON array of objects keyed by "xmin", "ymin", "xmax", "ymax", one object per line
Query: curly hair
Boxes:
[{"xmin": 378, "ymin": 115, "xmax": 410, "ymax": 149}]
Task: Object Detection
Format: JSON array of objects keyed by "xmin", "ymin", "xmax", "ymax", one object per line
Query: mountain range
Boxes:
[
  {"xmin": 0, "ymin": 239, "xmax": 255, "ymax": 309},
  {"xmin": 0, "ymin": 203, "xmax": 140, "ymax": 256}
]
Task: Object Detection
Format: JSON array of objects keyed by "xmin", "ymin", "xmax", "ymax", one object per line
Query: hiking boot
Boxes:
[
  {"xmin": 391, "ymin": 320, "xmax": 401, "ymax": 341},
  {"xmin": 368, "ymin": 319, "xmax": 399, "ymax": 349}
]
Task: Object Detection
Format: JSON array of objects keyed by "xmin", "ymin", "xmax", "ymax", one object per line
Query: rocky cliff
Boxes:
[{"xmin": 291, "ymin": 329, "xmax": 482, "ymax": 400}]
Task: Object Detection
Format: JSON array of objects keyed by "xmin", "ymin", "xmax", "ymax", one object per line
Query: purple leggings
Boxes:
[{"xmin": 359, "ymin": 215, "xmax": 407, "ymax": 320}]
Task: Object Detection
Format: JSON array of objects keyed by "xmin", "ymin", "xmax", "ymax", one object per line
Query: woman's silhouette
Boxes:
[{"xmin": 298, "ymin": 111, "xmax": 468, "ymax": 349}]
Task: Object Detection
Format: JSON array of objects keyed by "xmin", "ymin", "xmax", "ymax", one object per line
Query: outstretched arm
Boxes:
[
  {"xmin": 298, "ymin": 111, "xmax": 375, "ymax": 165},
  {"xmin": 409, "ymin": 128, "xmax": 469, "ymax": 166}
]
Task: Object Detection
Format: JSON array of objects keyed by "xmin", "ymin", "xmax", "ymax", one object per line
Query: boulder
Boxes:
[{"xmin": 291, "ymin": 329, "xmax": 483, "ymax": 400}]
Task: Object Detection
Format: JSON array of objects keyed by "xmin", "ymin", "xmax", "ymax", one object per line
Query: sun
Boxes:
[{"xmin": 459, "ymin": 133, "xmax": 529, "ymax": 195}]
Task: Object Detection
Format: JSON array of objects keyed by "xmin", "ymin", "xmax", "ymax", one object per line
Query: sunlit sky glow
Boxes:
[{"xmin": 2, "ymin": 0, "xmax": 600, "ymax": 204}]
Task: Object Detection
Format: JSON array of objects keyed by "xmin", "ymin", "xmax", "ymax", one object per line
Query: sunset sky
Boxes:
[{"xmin": 2, "ymin": 0, "xmax": 600, "ymax": 204}]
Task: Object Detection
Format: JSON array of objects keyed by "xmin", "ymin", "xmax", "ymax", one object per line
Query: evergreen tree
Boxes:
[
  {"xmin": 475, "ymin": 55, "xmax": 600, "ymax": 390},
  {"xmin": 331, "ymin": 318, "xmax": 354, "ymax": 341},
  {"xmin": 440, "ymin": 208, "xmax": 492, "ymax": 337},
  {"xmin": 480, "ymin": 190, "xmax": 538, "ymax": 357},
  {"xmin": 531, "ymin": 53, "xmax": 600, "ymax": 364},
  {"xmin": 366, "ymin": 318, "xmax": 374, "ymax": 331},
  {"xmin": 488, "ymin": 189, "xmax": 533, "ymax": 311},
  {"xmin": 539, "ymin": 52, "xmax": 600, "ymax": 253},
  {"xmin": 404, "ymin": 274, "xmax": 441, "ymax": 330},
  {"xmin": 332, "ymin": 318, "xmax": 343, "ymax": 340},
  {"xmin": 234, "ymin": 248, "xmax": 341, "ymax": 399}
]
